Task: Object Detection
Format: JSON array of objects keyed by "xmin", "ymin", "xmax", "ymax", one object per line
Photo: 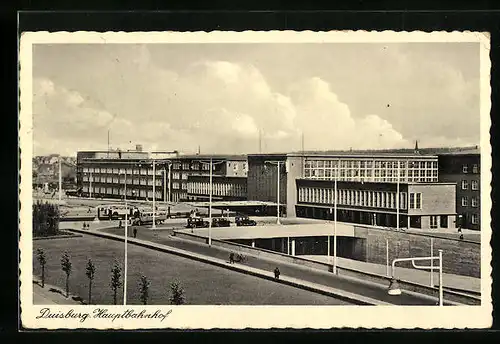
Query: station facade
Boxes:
[{"xmin": 247, "ymin": 151, "xmax": 459, "ymax": 230}]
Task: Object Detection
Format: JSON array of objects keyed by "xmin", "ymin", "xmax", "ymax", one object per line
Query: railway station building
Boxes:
[{"xmin": 247, "ymin": 150, "xmax": 460, "ymax": 230}]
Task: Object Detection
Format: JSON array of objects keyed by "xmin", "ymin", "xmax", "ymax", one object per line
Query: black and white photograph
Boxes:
[{"xmin": 19, "ymin": 31, "xmax": 492, "ymax": 329}]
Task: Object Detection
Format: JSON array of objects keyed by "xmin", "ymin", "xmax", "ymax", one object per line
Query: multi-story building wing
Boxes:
[
  {"xmin": 437, "ymin": 148, "xmax": 481, "ymax": 230},
  {"xmin": 247, "ymin": 151, "xmax": 457, "ymax": 230},
  {"xmin": 180, "ymin": 155, "xmax": 248, "ymax": 202},
  {"xmin": 76, "ymin": 150, "xmax": 248, "ymax": 203}
]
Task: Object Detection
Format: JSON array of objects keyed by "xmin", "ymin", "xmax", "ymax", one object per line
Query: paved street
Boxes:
[
  {"xmin": 33, "ymin": 235, "xmax": 351, "ymax": 305},
  {"xmin": 97, "ymin": 225, "xmax": 440, "ymax": 305}
]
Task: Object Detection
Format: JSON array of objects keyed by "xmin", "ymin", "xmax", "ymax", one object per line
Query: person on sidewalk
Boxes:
[
  {"xmin": 229, "ymin": 252, "xmax": 235, "ymax": 264},
  {"xmin": 133, "ymin": 227, "xmax": 138, "ymax": 238},
  {"xmin": 274, "ymin": 267, "xmax": 280, "ymax": 280}
]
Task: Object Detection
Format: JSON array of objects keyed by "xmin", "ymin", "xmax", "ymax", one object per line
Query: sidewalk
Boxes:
[
  {"xmin": 33, "ymin": 281, "xmax": 82, "ymax": 305},
  {"xmin": 301, "ymin": 255, "xmax": 481, "ymax": 294}
]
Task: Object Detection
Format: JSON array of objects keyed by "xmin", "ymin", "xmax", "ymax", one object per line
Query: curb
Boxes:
[{"xmin": 66, "ymin": 228, "xmax": 390, "ymax": 306}]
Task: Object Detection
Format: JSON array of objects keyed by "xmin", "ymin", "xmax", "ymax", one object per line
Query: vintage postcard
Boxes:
[{"xmin": 19, "ymin": 30, "xmax": 492, "ymax": 329}]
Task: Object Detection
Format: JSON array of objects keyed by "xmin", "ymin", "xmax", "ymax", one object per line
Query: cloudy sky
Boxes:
[{"xmin": 32, "ymin": 42, "xmax": 480, "ymax": 156}]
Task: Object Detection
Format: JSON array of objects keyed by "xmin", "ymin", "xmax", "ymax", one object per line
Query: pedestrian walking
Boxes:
[
  {"xmin": 82, "ymin": 222, "xmax": 86, "ymax": 230},
  {"xmin": 274, "ymin": 267, "xmax": 280, "ymax": 279},
  {"xmin": 133, "ymin": 227, "xmax": 137, "ymax": 238},
  {"xmin": 229, "ymin": 252, "xmax": 235, "ymax": 264},
  {"xmin": 118, "ymin": 220, "xmax": 122, "ymax": 228}
]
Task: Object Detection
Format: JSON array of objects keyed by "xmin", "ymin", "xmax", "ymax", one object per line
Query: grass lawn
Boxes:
[{"xmin": 33, "ymin": 235, "xmax": 350, "ymax": 305}]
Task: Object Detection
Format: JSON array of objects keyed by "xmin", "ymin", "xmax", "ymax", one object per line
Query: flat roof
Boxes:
[
  {"xmin": 176, "ymin": 154, "xmax": 247, "ymax": 161},
  {"xmin": 178, "ymin": 222, "xmax": 356, "ymax": 240},
  {"xmin": 296, "ymin": 179, "xmax": 457, "ymax": 186}
]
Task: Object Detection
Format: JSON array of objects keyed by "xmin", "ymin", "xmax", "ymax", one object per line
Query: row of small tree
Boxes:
[{"xmin": 36, "ymin": 248, "xmax": 185, "ymax": 305}]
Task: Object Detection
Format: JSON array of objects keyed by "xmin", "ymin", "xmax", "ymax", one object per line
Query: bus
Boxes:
[
  {"xmin": 131, "ymin": 208, "xmax": 168, "ymax": 225},
  {"xmin": 97, "ymin": 204, "xmax": 134, "ymax": 220}
]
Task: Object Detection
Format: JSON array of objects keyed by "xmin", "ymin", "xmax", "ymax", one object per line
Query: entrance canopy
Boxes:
[
  {"xmin": 187, "ymin": 200, "xmax": 277, "ymax": 208},
  {"xmin": 177, "ymin": 222, "xmax": 356, "ymax": 240}
]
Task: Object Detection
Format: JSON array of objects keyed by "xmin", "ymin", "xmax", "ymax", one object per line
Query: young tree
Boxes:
[
  {"xmin": 60, "ymin": 251, "xmax": 72, "ymax": 298},
  {"xmin": 169, "ymin": 280, "xmax": 186, "ymax": 305},
  {"xmin": 36, "ymin": 248, "xmax": 47, "ymax": 288},
  {"xmin": 85, "ymin": 258, "xmax": 96, "ymax": 305},
  {"xmin": 138, "ymin": 275, "xmax": 150, "ymax": 305},
  {"xmin": 110, "ymin": 261, "xmax": 122, "ymax": 305}
]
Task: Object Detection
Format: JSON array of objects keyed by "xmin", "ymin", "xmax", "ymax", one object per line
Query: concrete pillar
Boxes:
[
  {"xmin": 291, "ymin": 239, "xmax": 296, "ymax": 256},
  {"xmin": 251, "ymin": 240, "xmax": 255, "ymax": 248},
  {"xmin": 287, "ymin": 237, "xmax": 290, "ymax": 255}
]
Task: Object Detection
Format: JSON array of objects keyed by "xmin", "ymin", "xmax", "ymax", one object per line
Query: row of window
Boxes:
[
  {"xmin": 187, "ymin": 182, "xmax": 247, "ymax": 197},
  {"xmin": 409, "ymin": 193, "xmax": 422, "ymax": 210},
  {"xmin": 430, "ymin": 215, "xmax": 448, "ymax": 229},
  {"xmin": 83, "ymin": 176, "xmax": 162, "ymax": 186},
  {"xmin": 82, "ymin": 185, "xmax": 162, "ymax": 199},
  {"xmin": 305, "ymin": 159, "xmax": 438, "ymax": 170},
  {"xmin": 462, "ymin": 164, "xmax": 479, "ymax": 174},
  {"xmin": 461, "ymin": 180, "xmax": 480, "ymax": 190},
  {"xmin": 429, "ymin": 215, "xmax": 449, "ymax": 229},
  {"xmin": 461, "ymin": 196, "xmax": 480, "ymax": 207},
  {"xmin": 171, "ymin": 182, "xmax": 187, "ymax": 190},
  {"xmin": 82, "ymin": 167, "xmax": 164, "ymax": 176},
  {"xmin": 303, "ymin": 158, "xmax": 439, "ymax": 183},
  {"xmin": 297, "ymin": 187, "xmax": 413, "ymax": 210},
  {"xmin": 173, "ymin": 161, "xmax": 247, "ymax": 171}
]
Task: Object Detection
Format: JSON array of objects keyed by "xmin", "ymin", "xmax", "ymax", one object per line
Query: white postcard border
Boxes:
[{"xmin": 19, "ymin": 30, "xmax": 492, "ymax": 329}]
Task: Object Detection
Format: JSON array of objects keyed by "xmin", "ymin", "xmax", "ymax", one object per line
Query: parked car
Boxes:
[
  {"xmin": 186, "ymin": 217, "xmax": 209, "ymax": 228},
  {"xmin": 235, "ymin": 215, "xmax": 257, "ymax": 226},
  {"xmin": 212, "ymin": 218, "xmax": 231, "ymax": 227}
]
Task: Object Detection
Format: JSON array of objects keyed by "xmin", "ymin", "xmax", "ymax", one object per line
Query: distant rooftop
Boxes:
[
  {"xmin": 177, "ymin": 154, "xmax": 247, "ymax": 161},
  {"xmin": 288, "ymin": 146, "xmax": 480, "ymax": 157}
]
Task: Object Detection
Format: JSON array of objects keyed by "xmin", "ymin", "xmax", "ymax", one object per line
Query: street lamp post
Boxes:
[
  {"xmin": 333, "ymin": 159, "xmax": 339, "ymax": 274},
  {"xmin": 119, "ymin": 168, "xmax": 128, "ymax": 305},
  {"xmin": 152, "ymin": 159, "xmax": 156, "ymax": 229},
  {"xmin": 84, "ymin": 171, "xmax": 93, "ymax": 198},
  {"xmin": 199, "ymin": 158, "xmax": 225, "ymax": 246},
  {"xmin": 264, "ymin": 160, "xmax": 286, "ymax": 225},
  {"xmin": 396, "ymin": 162, "xmax": 400, "ymax": 230},
  {"xmin": 58, "ymin": 156, "xmax": 62, "ymax": 201},
  {"xmin": 162, "ymin": 162, "xmax": 172, "ymax": 204}
]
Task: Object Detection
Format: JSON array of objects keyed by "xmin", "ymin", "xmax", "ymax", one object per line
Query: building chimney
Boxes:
[
  {"xmin": 136, "ymin": 144, "xmax": 143, "ymax": 152},
  {"xmin": 414, "ymin": 140, "xmax": 419, "ymax": 154}
]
